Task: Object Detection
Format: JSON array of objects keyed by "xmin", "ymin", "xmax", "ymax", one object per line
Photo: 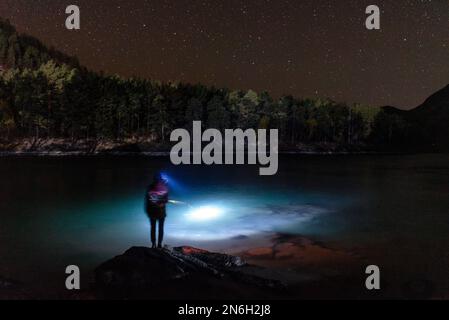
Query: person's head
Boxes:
[{"xmin": 153, "ymin": 172, "xmax": 167, "ymax": 184}]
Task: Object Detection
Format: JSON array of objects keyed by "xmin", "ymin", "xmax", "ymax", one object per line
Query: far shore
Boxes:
[
  {"xmin": 0, "ymin": 150, "xmax": 396, "ymax": 157},
  {"xmin": 0, "ymin": 138, "xmax": 419, "ymax": 157}
]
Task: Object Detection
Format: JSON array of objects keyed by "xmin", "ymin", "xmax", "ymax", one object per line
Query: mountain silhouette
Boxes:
[
  {"xmin": 0, "ymin": 18, "xmax": 80, "ymax": 70},
  {"xmin": 381, "ymin": 85, "xmax": 449, "ymax": 151},
  {"xmin": 411, "ymin": 85, "xmax": 449, "ymax": 150}
]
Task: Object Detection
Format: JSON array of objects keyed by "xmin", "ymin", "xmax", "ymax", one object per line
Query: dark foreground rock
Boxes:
[{"xmin": 94, "ymin": 246, "xmax": 285, "ymax": 299}]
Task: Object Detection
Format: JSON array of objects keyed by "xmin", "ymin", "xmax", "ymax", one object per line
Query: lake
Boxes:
[{"xmin": 1, "ymin": 154, "xmax": 448, "ymax": 294}]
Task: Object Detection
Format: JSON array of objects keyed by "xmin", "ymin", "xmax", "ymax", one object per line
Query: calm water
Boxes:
[{"xmin": 1, "ymin": 154, "xmax": 449, "ymax": 289}]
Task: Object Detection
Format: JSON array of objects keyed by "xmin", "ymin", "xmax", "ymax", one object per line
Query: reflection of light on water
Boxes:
[
  {"xmin": 168, "ymin": 203, "xmax": 327, "ymax": 241},
  {"xmin": 186, "ymin": 205, "xmax": 224, "ymax": 222},
  {"xmin": 45, "ymin": 190, "xmax": 329, "ymax": 253}
]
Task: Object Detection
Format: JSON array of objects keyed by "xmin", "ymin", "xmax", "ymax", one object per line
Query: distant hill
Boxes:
[
  {"xmin": 383, "ymin": 85, "xmax": 449, "ymax": 151},
  {"xmin": 413, "ymin": 84, "xmax": 449, "ymax": 115},
  {"xmin": 374, "ymin": 85, "xmax": 449, "ymax": 152},
  {"xmin": 0, "ymin": 18, "xmax": 80, "ymax": 70},
  {"xmin": 411, "ymin": 85, "xmax": 449, "ymax": 150}
]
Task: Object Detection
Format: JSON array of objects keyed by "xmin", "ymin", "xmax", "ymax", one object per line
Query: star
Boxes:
[{"xmin": 0, "ymin": 0, "xmax": 447, "ymax": 108}]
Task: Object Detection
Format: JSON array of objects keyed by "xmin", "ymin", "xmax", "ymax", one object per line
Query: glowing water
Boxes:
[
  {"xmin": 185, "ymin": 206, "xmax": 224, "ymax": 222},
  {"xmin": 1, "ymin": 155, "xmax": 448, "ymax": 286}
]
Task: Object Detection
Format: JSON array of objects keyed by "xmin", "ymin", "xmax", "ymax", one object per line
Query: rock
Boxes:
[
  {"xmin": 94, "ymin": 246, "xmax": 284, "ymax": 299},
  {"xmin": 95, "ymin": 247, "xmax": 193, "ymax": 289},
  {"xmin": 173, "ymin": 246, "xmax": 246, "ymax": 268},
  {"xmin": 245, "ymin": 247, "xmax": 274, "ymax": 259},
  {"xmin": 274, "ymin": 243, "xmax": 296, "ymax": 259}
]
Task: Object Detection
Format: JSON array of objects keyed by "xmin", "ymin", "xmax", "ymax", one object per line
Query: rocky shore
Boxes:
[
  {"xmin": 0, "ymin": 138, "xmax": 375, "ymax": 156},
  {"xmin": 0, "ymin": 138, "xmax": 170, "ymax": 155}
]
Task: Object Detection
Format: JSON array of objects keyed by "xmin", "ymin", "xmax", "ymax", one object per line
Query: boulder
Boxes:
[{"xmin": 94, "ymin": 246, "xmax": 284, "ymax": 299}]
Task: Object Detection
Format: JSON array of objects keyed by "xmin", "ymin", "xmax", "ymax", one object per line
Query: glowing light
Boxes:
[
  {"xmin": 186, "ymin": 206, "xmax": 223, "ymax": 221},
  {"xmin": 160, "ymin": 172, "xmax": 170, "ymax": 183}
]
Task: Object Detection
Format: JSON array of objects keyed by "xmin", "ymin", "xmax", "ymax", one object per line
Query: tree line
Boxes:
[{"xmin": 0, "ymin": 18, "xmax": 408, "ymax": 150}]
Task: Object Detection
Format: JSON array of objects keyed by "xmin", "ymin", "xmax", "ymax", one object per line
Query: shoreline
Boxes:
[
  {"xmin": 0, "ymin": 138, "xmax": 435, "ymax": 157},
  {"xmin": 0, "ymin": 149, "xmax": 421, "ymax": 157}
]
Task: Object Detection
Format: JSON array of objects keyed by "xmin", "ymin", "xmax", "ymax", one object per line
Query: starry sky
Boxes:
[{"xmin": 1, "ymin": 0, "xmax": 448, "ymax": 109}]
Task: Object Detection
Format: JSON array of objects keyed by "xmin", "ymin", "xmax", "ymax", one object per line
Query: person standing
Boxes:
[{"xmin": 145, "ymin": 172, "xmax": 169, "ymax": 248}]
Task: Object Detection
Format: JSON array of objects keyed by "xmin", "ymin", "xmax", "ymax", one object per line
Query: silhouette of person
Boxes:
[{"xmin": 145, "ymin": 172, "xmax": 169, "ymax": 248}]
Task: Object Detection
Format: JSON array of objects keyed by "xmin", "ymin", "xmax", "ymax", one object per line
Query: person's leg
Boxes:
[
  {"xmin": 158, "ymin": 218, "xmax": 165, "ymax": 248},
  {"xmin": 150, "ymin": 218, "xmax": 157, "ymax": 248}
]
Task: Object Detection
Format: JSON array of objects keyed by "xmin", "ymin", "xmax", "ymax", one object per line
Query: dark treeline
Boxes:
[{"xmin": 0, "ymin": 18, "xmax": 408, "ymax": 150}]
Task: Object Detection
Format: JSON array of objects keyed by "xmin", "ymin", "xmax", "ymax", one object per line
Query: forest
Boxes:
[{"xmin": 0, "ymin": 18, "xmax": 413, "ymax": 152}]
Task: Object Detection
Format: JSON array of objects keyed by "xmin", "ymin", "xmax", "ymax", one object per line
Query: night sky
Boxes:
[{"xmin": 1, "ymin": 0, "xmax": 449, "ymax": 109}]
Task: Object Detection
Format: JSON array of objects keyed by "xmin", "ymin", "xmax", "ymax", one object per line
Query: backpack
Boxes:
[{"xmin": 147, "ymin": 182, "xmax": 168, "ymax": 207}]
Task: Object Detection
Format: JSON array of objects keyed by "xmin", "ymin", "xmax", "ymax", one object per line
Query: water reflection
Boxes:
[{"xmin": 1, "ymin": 154, "xmax": 448, "ymax": 285}]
